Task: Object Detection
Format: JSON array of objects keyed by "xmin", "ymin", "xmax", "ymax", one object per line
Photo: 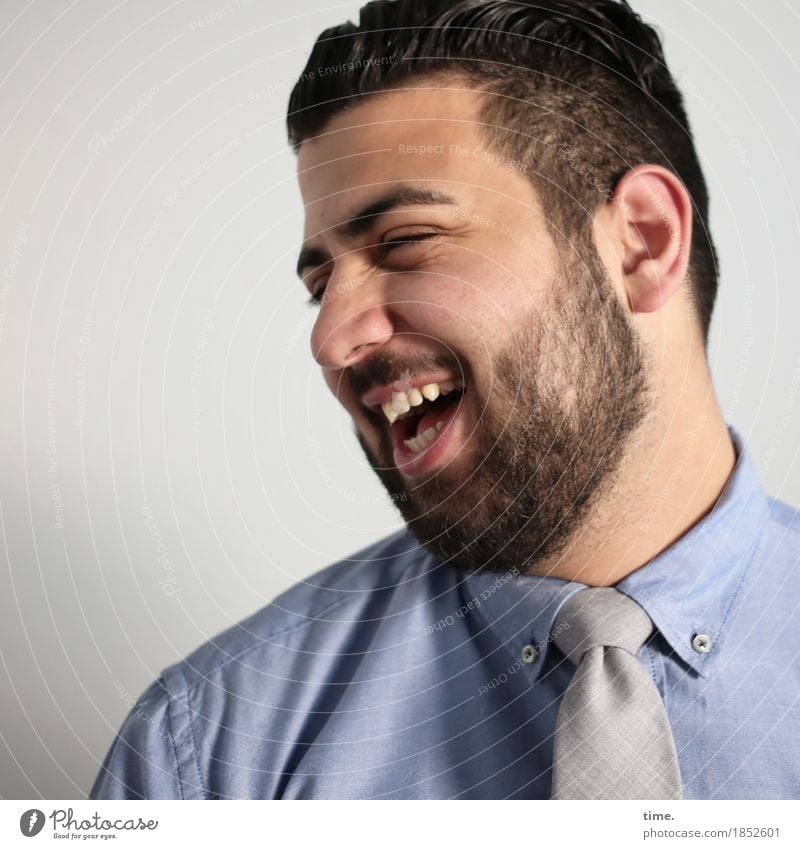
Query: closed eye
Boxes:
[
  {"xmin": 305, "ymin": 232, "xmax": 439, "ymax": 307},
  {"xmin": 306, "ymin": 279, "xmax": 329, "ymax": 307},
  {"xmin": 378, "ymin": 231, "xmax": 439, "ymax": 258}
]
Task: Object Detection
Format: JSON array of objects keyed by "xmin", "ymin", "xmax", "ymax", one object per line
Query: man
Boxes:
[{"xmin": 91, "ymin": 0, "xmax": 799, "ymax": 799}]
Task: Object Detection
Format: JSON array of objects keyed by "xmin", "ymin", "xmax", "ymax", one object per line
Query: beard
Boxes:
[{"xmin": 353, "ymin": 242, "xmax": 650, "ymax": 576}]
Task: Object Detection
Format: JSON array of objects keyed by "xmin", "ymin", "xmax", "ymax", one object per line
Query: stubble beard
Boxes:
[{"xmin": 356, "ymin": 245, "xmax": 650, "ymax": 576}]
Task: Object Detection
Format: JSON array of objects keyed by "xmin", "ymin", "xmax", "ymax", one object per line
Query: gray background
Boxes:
[{"xmin": 0, "ymin": 0, "xmax": 798, "ymax": 799}]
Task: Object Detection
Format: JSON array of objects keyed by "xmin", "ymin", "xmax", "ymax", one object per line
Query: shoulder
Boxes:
[
  {"xmin": 160, "ymin": 526, "xmax": 429, "ymax": 696},
  {"xmin": 745, "ymin": 495, "xmax": 800, "ymax": 589},
  {"xmin": 766, "ymin": 495, "xmax": 800, "ymax": 540},
  {"xmin": 91, "ymin": 527, "xmax": 432, "ymax": 799},
  {"xmin": 751, "ymin": 495, "xmax": 800, "ymax": 618}
]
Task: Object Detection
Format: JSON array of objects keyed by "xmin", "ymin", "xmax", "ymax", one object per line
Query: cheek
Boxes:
[
  {"xmin": 400, "ymin": 274, "xmax": 518, "ymax": 348},
  {"xmin": 394, "ymin": 261, "xmax": 502, "ymax": 328}
]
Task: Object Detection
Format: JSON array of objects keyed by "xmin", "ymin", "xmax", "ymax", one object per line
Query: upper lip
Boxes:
[{"xmin": 361, "ymin": 373, "xmax": 464, "ymax": 410}]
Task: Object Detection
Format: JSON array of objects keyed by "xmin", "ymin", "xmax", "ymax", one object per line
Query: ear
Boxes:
[{"xmin": 612, "ymin": 164, "xmax": 692, "ymax": 314}]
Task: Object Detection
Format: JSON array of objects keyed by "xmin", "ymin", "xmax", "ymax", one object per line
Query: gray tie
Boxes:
[{"xmin": 550, "ymin": 587, "xmax": 683, "ymax": 800}]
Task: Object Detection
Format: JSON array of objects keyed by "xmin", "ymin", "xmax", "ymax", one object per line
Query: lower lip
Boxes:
[{"xmin": 391, "ymin": 391, "xmax": 466, "ymax": 478}]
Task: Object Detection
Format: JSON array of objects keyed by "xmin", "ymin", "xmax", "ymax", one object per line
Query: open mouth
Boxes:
[
  {"xmin": 361, "ymin": 376, "xmax": 468, "ymax": 478},
  {"xmin": 391, "ymin": 386, "xmax": 465, "ymax": 455},
  {"xmin": 378, "ymin": 380, "xmax": 466, "ymax": 477}
]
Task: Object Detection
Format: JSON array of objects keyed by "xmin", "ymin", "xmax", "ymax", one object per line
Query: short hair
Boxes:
[{"xmin": 287, "ymin": 0, "xmax": 719, "ymax": 342}]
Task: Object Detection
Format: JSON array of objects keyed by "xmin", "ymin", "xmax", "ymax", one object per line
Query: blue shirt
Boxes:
[{"xmin": 90, "ymin": 428, "xmax": 800, "ymax": 799}]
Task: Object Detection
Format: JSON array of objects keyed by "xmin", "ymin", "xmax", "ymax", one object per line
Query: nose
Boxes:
[{"xmin": 310, "ymin": 268, "xmax": 395, "ymax": 370}]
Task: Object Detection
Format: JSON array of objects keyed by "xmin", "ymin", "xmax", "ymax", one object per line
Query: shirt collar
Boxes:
[
  {"xmin": 616, "ymin": 425, "xmax": 769, "ymax": 677},
  {"xmin": 462, "ymin": 426, "xmax": 769, "ymax": 680}
]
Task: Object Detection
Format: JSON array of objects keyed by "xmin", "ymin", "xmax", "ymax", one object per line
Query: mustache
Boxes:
[{"xmin": 347, "ymin": 350, "xmax": 461, "ymax": 398}]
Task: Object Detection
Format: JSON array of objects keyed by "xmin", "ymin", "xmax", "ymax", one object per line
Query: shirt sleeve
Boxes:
[{"xmin": 89, "ymin": 677, "xmax": 187, "ymax": 800}]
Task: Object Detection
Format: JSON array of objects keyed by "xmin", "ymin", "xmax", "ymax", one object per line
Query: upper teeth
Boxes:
[{"xmin": 380, "ymin": 379, "xmax": 464, "ymax": 424}]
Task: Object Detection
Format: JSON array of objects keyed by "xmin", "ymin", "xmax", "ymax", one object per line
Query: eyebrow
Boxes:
[{"xmin": 295, "ymin": 186, "xmax": 457, "ymax": 280}]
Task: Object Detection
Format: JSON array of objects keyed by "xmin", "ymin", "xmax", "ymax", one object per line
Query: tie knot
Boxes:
[{"xmin": 552, "ymin": 588, "xmax": 653, "ymax": 663}]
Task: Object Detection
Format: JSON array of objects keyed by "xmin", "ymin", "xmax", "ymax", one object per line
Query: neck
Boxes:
[{"xmin": 536, "ymin": 373, "xmax": 737, "ymax": 587}]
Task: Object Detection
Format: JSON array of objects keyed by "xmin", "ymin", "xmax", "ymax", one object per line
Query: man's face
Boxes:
[{"xmin": 296, "ymin": 83, "xmax": 648, "ymax": 574}]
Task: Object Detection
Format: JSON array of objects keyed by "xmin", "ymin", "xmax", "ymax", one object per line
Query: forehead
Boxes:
[{"xmin": 296, "ymin": 84, "xmax": 524, "ymax": 224}]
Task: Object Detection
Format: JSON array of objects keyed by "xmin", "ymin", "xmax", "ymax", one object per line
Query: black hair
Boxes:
[{"xmin": 287, "ymin": 0, "xmax": 718, "ymax": 341}]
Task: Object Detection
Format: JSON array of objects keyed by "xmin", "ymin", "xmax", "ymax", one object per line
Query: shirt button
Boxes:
[
  {"xmin": 521, "ymin": 644, "xmax": 539, "ymax": 664},
  {"xmin": 692, "ymin": 633, "xmax": 713, "ymax": 654}
]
